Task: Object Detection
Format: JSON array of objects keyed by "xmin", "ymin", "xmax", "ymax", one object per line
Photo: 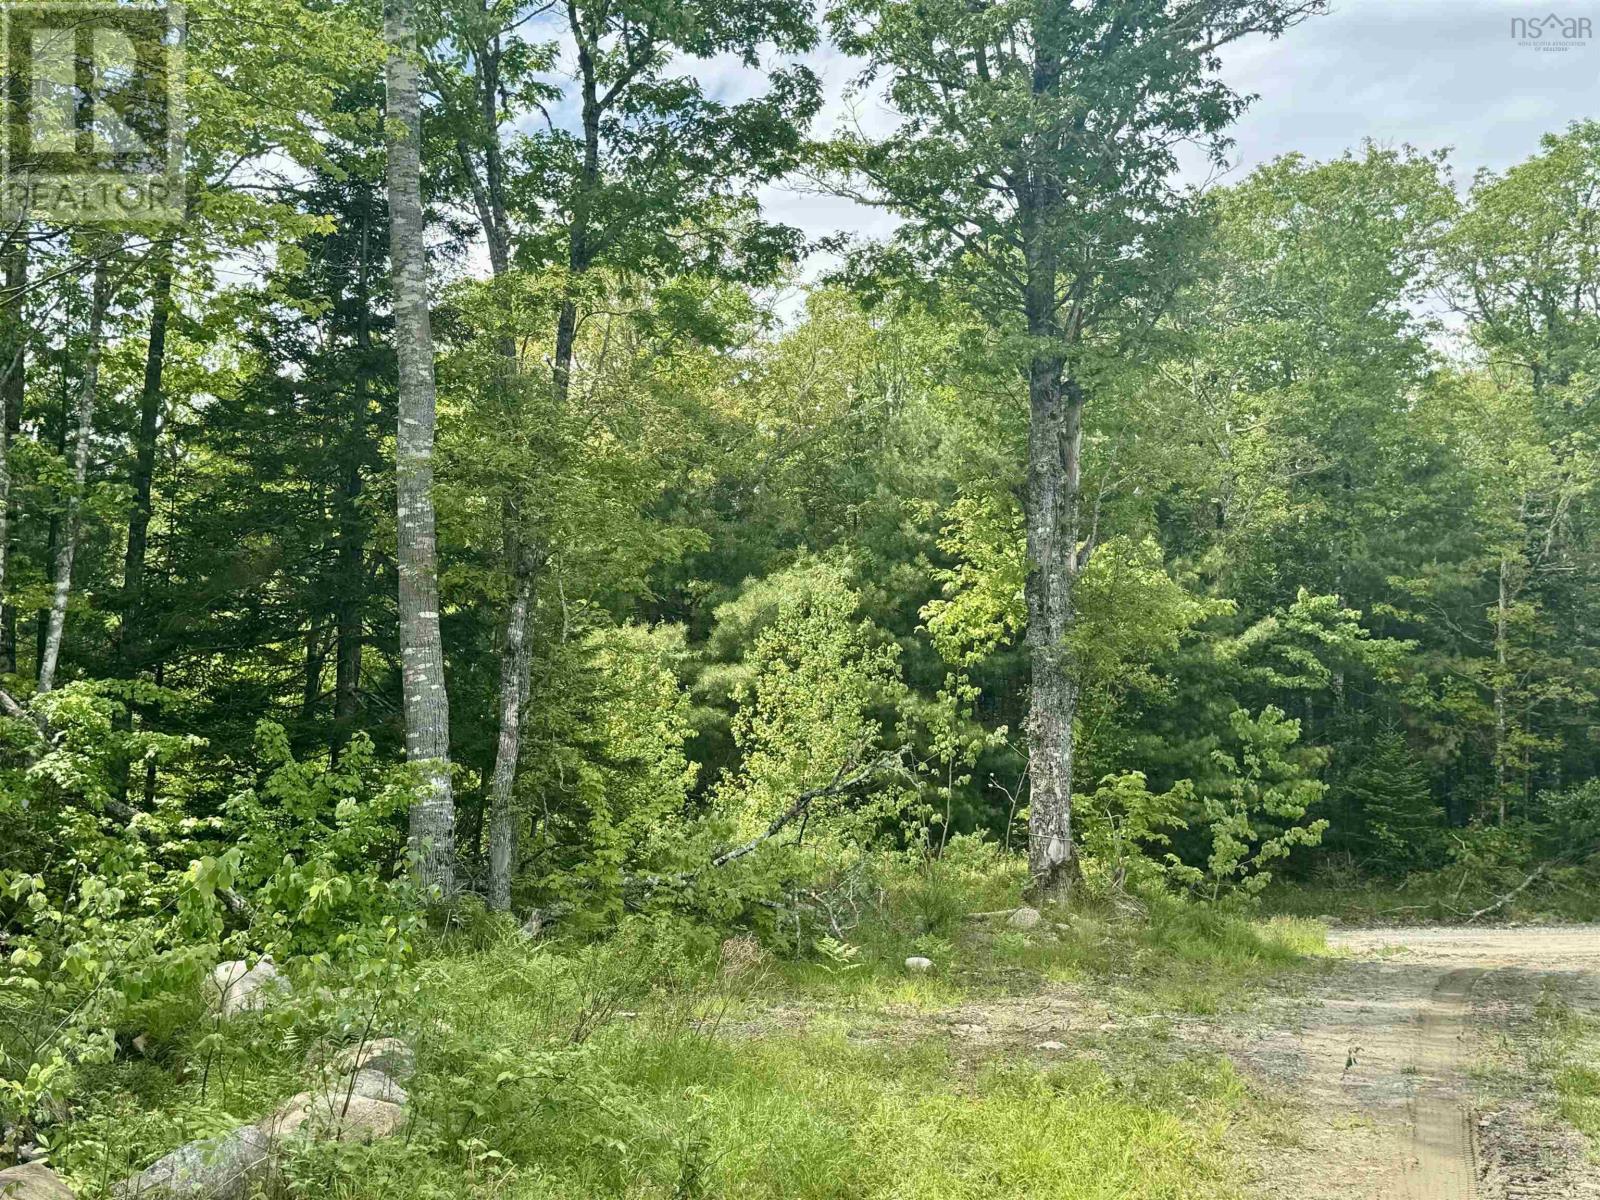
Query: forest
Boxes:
[{"xmin": 2, "ymin": 0, "xmax": 1598, "ymax": 1196}]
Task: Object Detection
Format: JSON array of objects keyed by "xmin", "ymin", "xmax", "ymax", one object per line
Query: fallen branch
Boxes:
[
  {"xmin": 2, "ymin": 686, "xmax": 255, "ymax": 919},
  {"xmin": 711, "ymin": 753, "xmax": 899, "ymax": 869},
  {"xmin": 1465, "ymin": 863, "xmax": 1551, "ymax": 923},
  {"xmin": 629, "ymin": 749, "xmax": 910, "ymax": 892},
  {"xmin": 1464, "ymin": 841, "xmax": 1600, "ymax": 924}
]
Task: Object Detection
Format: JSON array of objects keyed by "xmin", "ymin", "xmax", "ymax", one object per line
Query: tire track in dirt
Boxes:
[
  {"xmin": 1397, "ymin": 966, "xmax": 1483, "ymax": 1199},
  {"xmin": 1196, "ymin": 926, "xmax": 1600, "ymax": 1200}
]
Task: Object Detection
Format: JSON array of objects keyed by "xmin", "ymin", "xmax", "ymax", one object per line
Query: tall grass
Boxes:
[{"xmin": 44, "ymin": 851, "xmax": 1330, "ymax": 1199}]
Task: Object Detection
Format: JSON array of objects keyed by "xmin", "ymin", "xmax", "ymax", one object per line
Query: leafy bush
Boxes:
[{"xmin": 1167, "ymin": 707, "xmax": 1328, "ymax": 902}]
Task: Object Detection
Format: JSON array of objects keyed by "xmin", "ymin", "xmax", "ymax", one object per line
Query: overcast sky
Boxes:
[{"xmin": 750, "ymin": 0, "xmax": 1600, "ymax": 252}]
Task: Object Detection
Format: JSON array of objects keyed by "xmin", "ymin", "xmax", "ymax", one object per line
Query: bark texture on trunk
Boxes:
[
  {"xmin": 459, "ymin": 37, "xmax": 542, "ymax": 910},
  {"xmin": 1494, "ymin": 554, "xmax": 1510, "ymax": 826},
  {"xmin": 482, "ymin": 348, "xmax": 536, "ymax": 910},
  {"xmin": 0, "ymin": 238, "xmax": 25, "ymax": 628},
  {"xmin": 385, "ymin": 0, "xmax": 455, "ymax": 896},
  {"xmin": 1019, "ymin": 130, "xmax": 1083, "ymax": 899},
  {"xmin": 487, "ymin": 539, "xmax": 535, "ymax": 912},
  {"xmin": 1023, "ymin": 361, "xmax": 1083, "ymax": 901},
  {"xmin": 120, "ymin": 249, "xmax": 172, "ymax": 672},
  {"xmin": 38, "ymin": 259, "xmax": 111, "ymax": 695}
]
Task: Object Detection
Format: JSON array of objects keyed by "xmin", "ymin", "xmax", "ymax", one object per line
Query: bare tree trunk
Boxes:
[
  {"xmin": 333, "ymin": 194, "xmax": 375, "ymax": 762},
  {"xmin": 1017, "ymin": 38, "xmax": 1085, "ymax": 904},
  {"xmin": 385, "ymin": 0, "xmax": 454, "ymax": 897},
  {"xmin": 120, "ymin": 247, "xmax": 172, "ymax": 673},
  {"xmin": 487, "ymin": 537, "xmax": 535, "ymax": 911},
  {"xmin": 1024, "ymin": 358, "xmax": 1083, "ymax": 901},
  {"xmin": 38, "ymin": 258, "xmax": 111, "ymax": 695},
  {"xmin": 0, "ymin": 237, "xmax": 25, "ymax": 632},
  {"xmin": 111, "ymin": 247, "xmax": 174, "ymax": 801},
  {"xmin": 451, "ymin": 41, "xmax": 541, "ymax": 911},
  {"xmin": 1493, "ymin": 554, "xmax": 1510, "ymax": 826}
]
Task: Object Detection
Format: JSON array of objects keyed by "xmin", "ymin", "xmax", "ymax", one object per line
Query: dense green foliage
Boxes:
[{"xmin": 2, "ymin": 0, "xmax": 1599, "ymax": 1188}]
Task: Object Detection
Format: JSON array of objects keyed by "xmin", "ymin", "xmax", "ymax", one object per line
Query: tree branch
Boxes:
[{"xmin": 628, "ymin": 749, "xmax": 910, "ymax": 891}]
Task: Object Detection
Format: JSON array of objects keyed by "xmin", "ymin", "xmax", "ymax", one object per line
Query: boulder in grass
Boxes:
[
  {"xmin": 1007, "ymin": 906, "xmax": 1042, "ymax": 930},
  {"xmin": 331, "ymin": 1069, "xmax": 408, "ymax": 1107},
  {"xmin": 260, "ymin": 1092, "xmax": 406, "ymax": 1144},
  {"xmin": 0, "ymin": 1162, "xmax": 76, "ymax": 1200},
  {"xmin": 208, "ymin": 959, "xmax": 288, "ymax": 1019},
  {"xmin": 114, "ymin": 1125, "xmax": 274, "ymax": 1200},
  {"xmin": 326, "ymin": 1037, "xmax": 414, "ymax": 1084}
]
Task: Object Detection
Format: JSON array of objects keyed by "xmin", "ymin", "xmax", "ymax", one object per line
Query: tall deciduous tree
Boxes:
[
  {"xmin": 427, "ymin": 0, "xmax": 820, "ymax": 907},
  {"xmin": 424, "ymin": 0, "xmax": 548, "ymax": 910},
  {"xmin": 1445, "ymin": 121, "xmax": 1600, "ymax": 821},
  {"xmin": 0, "ymin": 235, "xmax": 25, "ymax": 638},
  {"xmin": 542, "ymin": 0, "xmax": 820, "ymax": 401},
  {"xmin": 37, "ymin": 255, "xmax": 113, "ymax": 695},
  {"xmin": 386, "ymin": 0, "xmax": 455, "ymax": 895},
  {"xmin": 826, "ymin": 0, "xmax": 1325, "ymax": 897}
]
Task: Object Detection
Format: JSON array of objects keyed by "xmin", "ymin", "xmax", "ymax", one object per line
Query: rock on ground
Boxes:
[
  {"xmin": 208, "ymin": 959, "xmax": 288, "ymax": 1019},
  {"xmin": 113, "ymin": 1034, "xmax": 417, "ymax": 1198},
  {"xmin": 115, "ymin": 1125, "xmax": 274, "ymax": 1200},
  {"xmin": 1008, "ymin": 906, "xmax": 1042, "ymax": 930},
  {"xmin": 260, "ymin": 1092, "xmax": 406, "ymax": 1144},
  {"xmin": 325, "ymin": 1037, "xmax": 415, "ymax": 1084},
  {"xmin": 0, "ymin": 1162, "xmax": 75, "ymax": 1200}
]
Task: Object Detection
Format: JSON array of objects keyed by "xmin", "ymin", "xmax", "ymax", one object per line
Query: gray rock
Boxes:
[
  {"xmin": 0, "ymin": 1162, "xmax": 76, "ymax": 1200},
  {"xmin": 336, "ymin": 1069, "xmax": 408, "ymax": 1106},
  {"xmin": 260, "ymin": 1092, "xmax": 406, "ymax": 1144},
  {"xmin": 1008, "ymin": 906, "xmax": 1042, "ymax": 930},
  {"xmin": 208, "ymin": 958, "xmax": 288, "ymax": 1019},
  {"xmin": 325, "ymin": 1037, "xmax": 415, "ymax": 1084},
  {"xmin": 113, "ymin": 1036, "xmax": 415, "ymax": 1200},
  {"xmin": 904, "ymin": 956, "xmax": 934, "ymax": 973},
  {"xmin": 115, "ymin": 1125, "xmax": 274, "ymax": 1200}
]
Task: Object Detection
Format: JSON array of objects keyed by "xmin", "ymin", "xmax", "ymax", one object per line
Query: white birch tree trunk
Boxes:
[
  {"xmin": 385, "ymin": 0, "xmax": 455, "ymax": 897},
  {"xmin": 487, "ymin": 539, "xmax": 534, "ymax": 911},
  {"xmin": 37, "ymin": 258, "xmax": 110, "ymax": 695}
]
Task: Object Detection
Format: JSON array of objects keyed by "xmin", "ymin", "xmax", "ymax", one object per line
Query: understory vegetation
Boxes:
[
  {"xmin": 12, "ymin": 842, "xmax": 1325, "ymax": 1199},
  {"xmin": 3, "ymin": 0, "xmax": 1599, "ymax": 1193}
]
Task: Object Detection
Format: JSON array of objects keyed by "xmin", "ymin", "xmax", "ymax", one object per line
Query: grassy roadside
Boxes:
[
  {"xmin": 1530, "ymin": 987, "xmax": 1600, "ymax": 1153},
  {"xmin": 38, "ymin": 872, "xmax": 1333, "ymax": 1200}
]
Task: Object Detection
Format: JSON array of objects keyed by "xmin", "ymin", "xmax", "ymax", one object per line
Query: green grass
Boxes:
[
  {"xmin": 1526, "ymin": 986, "xmax": 1600, "ymax": 1151},
  {"xmin": 741, "ymin": 850, "xmax": 1331, "ymax": 1016},
  {"xmin": 763, "ymin": 899, "xmax": 1331, "ymax": 1017},
  {"xmin": 294, "ymin": 936, "xmax": 1257, "ymax": 1200},
  {"xmin": 41, "ymin": 863, "xmax": 1328, "ymax": 1199}
]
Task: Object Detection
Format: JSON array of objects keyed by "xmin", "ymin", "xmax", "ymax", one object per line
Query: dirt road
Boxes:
[{"xmin": 1218, "ymin": 925, "xmax": 1600, "ymax": 1199}]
